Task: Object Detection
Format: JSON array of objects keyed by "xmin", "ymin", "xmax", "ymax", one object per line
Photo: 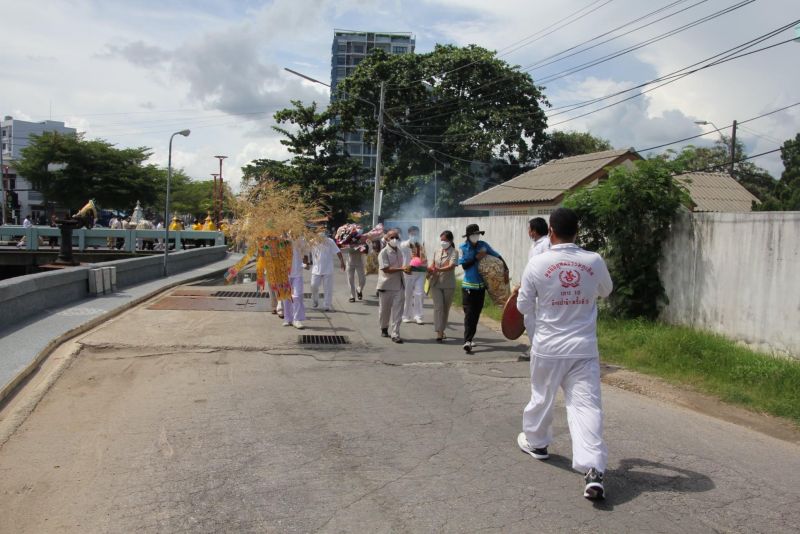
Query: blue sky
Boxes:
[{"xmin": 2, "ymin": 0, "xmax": 798, "ymax": 191}]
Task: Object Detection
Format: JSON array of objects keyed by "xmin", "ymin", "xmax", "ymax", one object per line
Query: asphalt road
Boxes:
[{"xmin": 0, "ymin": 270, "xmax": 798, "ymax": 533}]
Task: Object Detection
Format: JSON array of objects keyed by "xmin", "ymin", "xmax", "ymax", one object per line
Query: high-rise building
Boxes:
[
  {"xmin": 1, "ymin": 116, "xmax": 76, "ymax": 223},
  {"xmin": 330, "ymin": 30, "xmax": 415, "ymax": 169}
]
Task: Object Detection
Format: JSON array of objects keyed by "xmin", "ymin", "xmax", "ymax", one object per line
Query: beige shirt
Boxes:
[
  {"xmin": 376, "ymin": 245, "xmax": 405, "ymax": 291},
  {"xmin": 429, "ymin": 245, "xmax": 459, "ymax": 289}
]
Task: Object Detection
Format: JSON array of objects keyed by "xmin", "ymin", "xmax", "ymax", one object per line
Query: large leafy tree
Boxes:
[
  {"xmin": 336, "ymin": 45, "xmax": 549, "ymax": 217},
  {"xmin": 762, "ymin": 133, "xmax": 800, "ymax": 210},
  {"xmin": 539, "ymin": 130, "xmax": 613, "ymax": 164},
  {"xmin": 16, "ymin": 132, "xmax": 166, "ymax": 212},
  {"xmin": 242, "ymin": 100, "xmax": 368, "ymax": 228}
]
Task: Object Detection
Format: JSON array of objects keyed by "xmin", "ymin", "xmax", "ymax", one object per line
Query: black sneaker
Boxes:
[
  {"xmin": 517, "ymin": 432, "xmax": 549, "ymax": 460},
  {"xmin": 583, "ymin": 468, "xmax": 605, "ymax": 500},
  {"xmin": 392, "ymin": 336, "xmax": 403, "ymax": 344},
  {"xmin": 463, "ymin": 341, "xmax": 472, "ymax": 354},
  {"xmin": 381, "ymin": 328, "xmax": 389, "ymax": 338},
  {"xmin": 348, "ymin": 297, "xmax": 356, "ymax": 303},
  {"xmin": 357, "ymin": 290, "xmax": 363, "ymax": 300}
]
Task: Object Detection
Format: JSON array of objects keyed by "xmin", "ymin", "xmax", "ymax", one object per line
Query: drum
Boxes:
[{"xmin": 501, "ymin": 292, "xmax": 525, "ymax": 340}]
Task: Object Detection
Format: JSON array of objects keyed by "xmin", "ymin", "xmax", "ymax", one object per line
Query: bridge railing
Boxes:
[{"xmin": 0, "ymin": 225, "xmax": 224, "ymax": 252}]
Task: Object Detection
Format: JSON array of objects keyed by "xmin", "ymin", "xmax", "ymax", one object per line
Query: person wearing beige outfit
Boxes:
[
  {"xmin": 427, "ymin": 230, "xmax": 459, "ymax": 342},
  {"xmin": 376, "ymin": 229, "xmax": 409, "ymax": 343}
]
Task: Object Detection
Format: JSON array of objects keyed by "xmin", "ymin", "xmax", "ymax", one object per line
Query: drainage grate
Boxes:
[
  {"xmin": 298, "ymin": 335, "xmax": 350, "ymax": 345},
  {"xmin": 211, "ymin": 291, "xmax": 269, "ymax": 299}
]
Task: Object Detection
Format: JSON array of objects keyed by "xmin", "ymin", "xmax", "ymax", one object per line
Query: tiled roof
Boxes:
[
  {"xmin": 676, "ymin": 172, "xmax": 760, "ymax": 212},
  {"xmin": 460, "ymin": 148, "xmax": 638, "ymax": 207}
]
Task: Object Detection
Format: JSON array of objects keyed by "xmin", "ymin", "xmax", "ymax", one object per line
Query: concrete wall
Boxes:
[
  {"xmin": 421, "ymin": 215, "xmax": 544, "ymax": 285},
  {"xmin": 0, "ymin": 246, "xmax": 228, "ymax": 329},
  {"xmin": 660, "ymin": 212, "xmax": 800, "ymax": 358}
]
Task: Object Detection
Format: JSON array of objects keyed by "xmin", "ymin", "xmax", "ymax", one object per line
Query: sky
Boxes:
[{"xmin": 2, "ymin": 0, "xmax": 799, "ymax": 193}]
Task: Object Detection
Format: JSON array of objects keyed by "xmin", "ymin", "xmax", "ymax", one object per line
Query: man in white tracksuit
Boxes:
[
  {"xmin": 516, "ymin": 207, "xmax": 613, "ymax": 500},
  {"xmin": 400, "ymin": 226, "xmax": 426, "ymax": 325},
  {"xmin": 310, "ymin": 233, "xmax": 345, "ymax": 311},
  {"xmin": 523, "ymin": 217, "xmax": 551, "ymax": 344},
  {"xmin": 281, "ymin": 238, "xmax": 308, "ymax": 330}
]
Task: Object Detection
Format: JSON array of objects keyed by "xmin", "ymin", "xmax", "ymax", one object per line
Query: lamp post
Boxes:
[
  {"xmin": 283, "ymin": 67, "xmax": 383, "ymax": 226},
  {"xmin": 695, "ymin": 119, "xmax": 737, "ymax": 175},
  {"xmin": 163, "ymin": 129, "xmax": 190, "ymax": 277},
  {"xmin": 214, "ymin": 155, "xmax": 227, "ymax": 227}
]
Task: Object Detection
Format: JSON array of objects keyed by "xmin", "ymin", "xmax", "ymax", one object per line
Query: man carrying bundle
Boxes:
[{"xmin": 516, "ymin": 207, "xmax": 613, "ymax": 500}]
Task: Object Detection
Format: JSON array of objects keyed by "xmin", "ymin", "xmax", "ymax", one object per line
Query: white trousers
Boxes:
[
  {"xmin": 344, "ymin": 250, "xmax": 366, "ymax": 299},
  {"xmin": 281, "ymin": 276, "xmax": 305, "ymax": 323},
  {"xmin": 378, "ymin": 289, "xmax": 405, "ymax": 338},
  {"xmin": 310, "ymin": 273, "xmax": 334, "ymax": 309},
  {"xmin": 402, "ymin": 271, "xmax": 425, "ymax": 320},
  {"xmin": 522, "ymin": 357, "xmax": 607, "ymax": 473}
]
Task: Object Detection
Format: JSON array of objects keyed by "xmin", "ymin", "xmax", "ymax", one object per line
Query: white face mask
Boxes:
[
  {"xmin": 408, "ymin": 234, "xmax": 418, "ymax": 243},
  {"xmin": 468, "ymin": 234, "xmax": 480, "ymax": 244},
  {"xmin": 440, "ymin": 241, "xmax": 450, "ymax": 248},
  {"xmin": 389, "ymin": 238, "xmax": 399, "ymax": 247}
]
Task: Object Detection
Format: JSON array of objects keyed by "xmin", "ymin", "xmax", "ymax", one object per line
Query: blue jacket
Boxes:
[{"xmin": 458, "ymin": 240, "xmax": 502, "ymax": 289}]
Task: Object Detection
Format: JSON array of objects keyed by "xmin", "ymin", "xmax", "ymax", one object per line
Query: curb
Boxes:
[{"xmin": 0, "ymin": 262, "xmax": 231, "ymax": 405}]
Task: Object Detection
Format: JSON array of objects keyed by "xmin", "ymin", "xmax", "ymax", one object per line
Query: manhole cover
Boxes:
[
  {"xmin": 211, "ymin": 291, "xmax": 268, "ymax": 299},
  {"xmin": 298, "ymin": 335, "xmax": 350, "ymax": 345}
]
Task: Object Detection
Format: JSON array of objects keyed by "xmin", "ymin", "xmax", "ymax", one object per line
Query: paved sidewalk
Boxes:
[{"xmin": 0, "ymin": 253, "xmax": 240, "ymax": 400}]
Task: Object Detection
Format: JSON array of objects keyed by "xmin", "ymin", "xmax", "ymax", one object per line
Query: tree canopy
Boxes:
[
  {"xmin": 538, "ymin": 130, "xmax": 613, "ymax": 164},
  {"xmin": 16, "ymin": 132, "xmax": 165, "ymax": 212},
  {"xmin": 761, "ymin": 133, "xmax": 800, "ymax": 210},
  {"xmin": 241, "ymin": 100, "xmax": 369, "ymax": 228},
  {"xmin": 335, "ymin": 44, "xmax": 550, "ymax": 217}
]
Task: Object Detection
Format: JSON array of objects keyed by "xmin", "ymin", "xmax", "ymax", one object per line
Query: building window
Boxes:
[
  {"xmin": 392, "ymin": 46, "xmax": 407, "ymax": 54},
  {"xmin": 352, "ymin": 57, "xmax": 362, "ymax": 65},
  {"xmin": 537, "ymin": 208, "xmax": 555, "ymax": 215},
  {"xmin": 336, "ymin": 67, "xmax": 346, "ymax": 78},
  {"xmin": 337, "ymin": 56, "xmax": 345, "ymax": 65},
  {"xmin": 353, "ymin": 44, "xmax": 364, "ymax": 53},
  {"xmin": 337, "ymin": 44, "xmax": 346, "ymax": 52}
]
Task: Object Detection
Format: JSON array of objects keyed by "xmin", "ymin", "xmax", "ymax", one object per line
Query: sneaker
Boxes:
[
  {"xmin": 402, "ymin": 318, "xmax": 412, "ymax": 323},
  {"xmin": 312, "ymin": 301, "xmax": 319, "ymax": 308},
  {"xmin": 357, "ymin": 291, "xmax": 363, "ymax": 300},
  {"xmin": 470, "ymin": 341, "xmax": 476, "ymax": 348},
  {"xmin": 293, "ymin": 321, "xmax": 305, "ymax": 330},
  {"xmin": 463, "ymin": 341, "xmax": 472, "ymax": 354},
  {"xmin": 282, "ymin": 321, "xmax": 291, "ymax": 327},
  {"xmin": 381, "ymin": 328, "xmax": 389, "ymax": 338},
  {"xmin": 414, "ymin": 317, "xmax": 424, "ymax": 325},
  {"xmin": 517, "ymin": 432, "xmax": 549, "ymax": 460},
  {"xmin": 348, "ymin": 297, "xmax": 356, "ymax": 303},
  {"xmin": 391, "ymin": 336, "xmax": 404, "ymax": 344},
  {"xmin": 324, "ymin": 307, "xmax": 332, "ymax": 312},
  {"xmin": 583, "ymin": 468, "xmax": 605, "ymax": 500}
]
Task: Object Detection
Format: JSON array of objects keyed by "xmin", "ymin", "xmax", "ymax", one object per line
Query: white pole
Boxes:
[{"xmin": 372, "ymin": 81, "xmax": 386, "ymax": 228}]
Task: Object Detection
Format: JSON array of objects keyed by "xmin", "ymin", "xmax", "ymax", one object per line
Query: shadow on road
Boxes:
[{"xmin": 543, "ymin": 455, "xmax": 714, "ymax": 510}]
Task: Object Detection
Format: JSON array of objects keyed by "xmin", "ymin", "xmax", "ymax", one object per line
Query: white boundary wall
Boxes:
[
  {"xmin": 421, "ymin": 215, "xmax": 544, "ymax": 286},
  {"xmin": 660, "ymin": 212, "xmax": 800, "ymax": 358}
]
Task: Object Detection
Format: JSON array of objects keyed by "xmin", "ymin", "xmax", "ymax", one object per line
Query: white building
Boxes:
[{"xmin": 1, "ymin": 116, "xmax": 76, "ymax": 224}]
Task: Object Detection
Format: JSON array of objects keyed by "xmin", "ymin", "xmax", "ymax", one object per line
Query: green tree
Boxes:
[
  {"xmin": 242, "ymin": 100, "xmax": 368, "ymax": 228},
  {"xmin": 16, "ymin": 132, "xmax": 165, "ymax": 212},
  {"xmin": 765, "ymin": 133, "xmax": 800, "ymax": 210},
  {"xmin": 336, "ymin": 45, "xmax": 549, "ymax": 217},
  {"xmin": 669, "ymin": 138, "xmax": 777, "ymax": 205},
  {"xmin": 539, "ymin": 130, "xmax": 613, "ymax": 164},
  {"xmin": 564, "ymin": 158, "xmax": 690, "ymax": 320}
]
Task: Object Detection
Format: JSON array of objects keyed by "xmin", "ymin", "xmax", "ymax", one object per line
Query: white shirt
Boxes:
[
  {"xmin": 22, "ymin": 218, "xmax": 32, "ymax": 229},
  {"xmin": 528, "ymin": 235, "xmax": 551, "ymax": 261},
  {"xmin": 517, "ymin": 243, "xmax": 612, "ymax": 359},
  {"xmin": 311, "ymin": 237, "xmax": 341, "ymax": 276},
  {"xmin": 289, "ymin": 238, "xmax": 307, "ymax": 278}
]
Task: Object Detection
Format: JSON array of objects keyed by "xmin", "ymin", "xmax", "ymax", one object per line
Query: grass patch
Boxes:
[{"xmin": 598, "ymin": 315, "xmax": 800, "ymax": 424}]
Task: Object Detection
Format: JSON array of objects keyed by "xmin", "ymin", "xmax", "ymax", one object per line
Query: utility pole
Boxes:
[
  {"xmin": 1, "ymin": 133, "xmax": 6, "ymax": 225},
  {"xmin": 372, "ymin": 81, "xmax": 386, "ymax": 228},
  {"xmin": 730, "ymin": 119, "xmax": 737, "ymax": 176},
  {"xmin": 214, "ymin": 155, "xmax": 227, "ymax": 227}
]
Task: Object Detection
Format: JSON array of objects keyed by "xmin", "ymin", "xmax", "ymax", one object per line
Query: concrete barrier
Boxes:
[{"xmin": 0, "ymin": 246, "xmax": 228, "ymax": 330}]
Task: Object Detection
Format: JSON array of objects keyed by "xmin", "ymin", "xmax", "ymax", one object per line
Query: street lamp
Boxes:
[
  {"xmin": 163, "ymin": 129, "xmax": 190, "ymax": 277},
  {"xmin": 695, "ymin": 119, "xmax": 737, "ymax": 175},
  {"xmin": 283, "ymin": 67, "xmax": 384, "ymax": 227},
  {"xmin": 214, "ymin": 155, "xmax": 227, "ymax": 227}
]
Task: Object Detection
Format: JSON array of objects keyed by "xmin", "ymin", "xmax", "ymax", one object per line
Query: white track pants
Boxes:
[
  {"xmin": 522, "ymin": 357, "xmax": 607, "ymax": 473},
  {"xmin": 345, "ymin": 250, "xmax": 366, "ymax": 299},
  {"xmin": 310, "ymin": 273, "xmax": 334, "ymax": 309},
  {"xmin": 402, "ymin": 271, "xmax": 425, "ymax": 321},
  {"xmin": 281, "ymin": 276, "xmax": 305, "ymax": 323}
]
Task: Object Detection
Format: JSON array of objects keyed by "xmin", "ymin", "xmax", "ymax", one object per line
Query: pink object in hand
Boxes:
[{"xmin": 409, "ymin": 257, "xmax": 425, "ymax": 268}]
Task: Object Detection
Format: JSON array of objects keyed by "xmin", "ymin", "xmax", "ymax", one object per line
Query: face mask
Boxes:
[
  {"xmin": 408, "ymin": 235, "xmax": 418, "ymax": 243},
  {"xmin": 440, "ymin": 241, "xmax": 450, "ymax": 248},
  {"xmin": 389, "ymin": 238, "xmax": 399, "ymax": 247},
  {"xmin": 468, "ymin": 235, "xmax": 479, "ymax": 244}
]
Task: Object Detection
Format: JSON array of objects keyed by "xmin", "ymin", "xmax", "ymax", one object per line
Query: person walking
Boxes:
[
  {"xmin": 528, "ymin": 217, "xmax": 550, "ymax": 261},
  {"xmin": 16, "ymin": 214, "xmax": 32, "ymax": 248},
  {"xmin": 515, "ymin": 208, "xmax": 613, "ymax": 500},
  {"xmin": 376, "ymin": 229, "xmax": 408, "ymax": 344},
  {"xmin": 400, "ymin": 226, "xmax": 426, "ymax": 325},
  {"xmin": 427, "ymin": 230, "xmax": 459, "ymax": 342},
  {"xmin": 282, "ymin": 237, "xmax": 309, "ymax": 330},
  {"xmin": 343, "ymin": 247, "xmax": 366, "ymax": 302},
  {"xmin": 458, "ymin": 224, "xmax": 507, "ymax": 354},
  {"xmin": 310, "ymin": 231, "xmax": 345, "ymax": 311}
]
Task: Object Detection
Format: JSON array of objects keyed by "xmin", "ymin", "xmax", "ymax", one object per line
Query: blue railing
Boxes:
[{"xmin": 0, "ymin": 225, "xmax": 224, "ymax": 252}]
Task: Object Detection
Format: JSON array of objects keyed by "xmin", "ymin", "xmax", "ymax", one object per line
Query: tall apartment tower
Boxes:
[{"xmin": 330, "ymin": 30, "xmax": 415, "ymax": 169}]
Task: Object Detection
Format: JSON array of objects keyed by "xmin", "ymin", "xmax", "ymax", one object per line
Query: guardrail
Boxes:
[{"xmin": 0, "ymin": 225, "xmax": 224, "ymax": 252}]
